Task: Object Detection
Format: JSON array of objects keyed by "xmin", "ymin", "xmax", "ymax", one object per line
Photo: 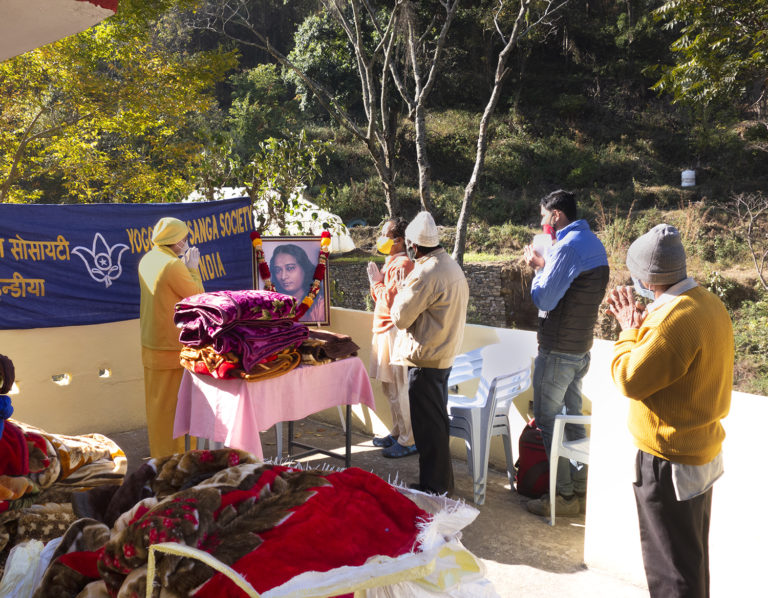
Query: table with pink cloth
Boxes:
[{"xmin": 174, "ymin": 357, "xmax": 376, "ymax": 462}]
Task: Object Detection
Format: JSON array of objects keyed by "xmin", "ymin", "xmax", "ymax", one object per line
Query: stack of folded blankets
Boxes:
[{"xmin": 174, "ymin": 290, "xmax": 310, "ymax": 382}]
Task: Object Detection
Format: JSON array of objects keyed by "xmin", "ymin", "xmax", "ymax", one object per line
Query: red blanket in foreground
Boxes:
[
  {"xmin": 197, "ymin": 466, "xmax": 427, "ymax": 597},
  {"xmin": 37, "ymin": 461, "xmax": 429, "ymax": 597}
]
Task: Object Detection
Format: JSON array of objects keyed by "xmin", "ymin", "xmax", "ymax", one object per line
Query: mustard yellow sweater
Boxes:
[{"xmin": 611, "ymin": 285, "xmax": 734, "ymax": 465}]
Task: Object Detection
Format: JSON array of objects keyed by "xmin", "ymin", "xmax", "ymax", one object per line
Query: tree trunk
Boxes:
[
  {"xmin": 452, "ymin": 0, "xmax": 544, "ymax": 265},
  {"xmin": 413, "ymin": 104, "xmax": 433, "ymax": 213},
  {"xmin": 198, "ymin": 0, "xmax": 403, "ymax": 220},
  {"xmin": 389, "ymin": 0, "xmax": 459, "ymax": 215},
  {"xmin": 453, "ymin": 83, "xmax": 505, "ymax": 266},
  {"xmin": 368, "ymin": 137, "xmax": 400, "ymax": 217},
  {"xmin": 0, "ymin": 107, "xmax": 49, "ymax": 202},
  {"xmin": 453, "ymin": 0, "xmax": 568, "ymax": 264}
]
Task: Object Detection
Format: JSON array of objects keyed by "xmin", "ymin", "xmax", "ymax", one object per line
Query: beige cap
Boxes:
[
  {"xmin": 151, "ymin": 217, "xmax": 188, "ymax": 246},
  {"xmin": 405, "ymin": 211, "xmax": 440, "ymax": 247}
]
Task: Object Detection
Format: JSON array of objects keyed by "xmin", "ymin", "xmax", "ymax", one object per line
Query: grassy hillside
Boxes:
[
  {"xmin": 288, "ymin": 4, "xmax": 768, "ymax": 395},
  {"xmin": 316, "ymin": 105, "xmax": 767, "ymax": 395}
]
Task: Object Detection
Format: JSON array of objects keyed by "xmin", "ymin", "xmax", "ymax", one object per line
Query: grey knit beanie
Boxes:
[{"xmin": 626, "ymin": 224, "xmax": 687, "ymax": 285}]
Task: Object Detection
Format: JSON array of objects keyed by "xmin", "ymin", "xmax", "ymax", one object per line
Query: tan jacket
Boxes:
[
  {"xmin": 390, "ymin": 248, "xmax": 469, "ymax": 369},
  {"xmin": 139, "ymin": 245, "xmax": 204, "ymax": 369}
]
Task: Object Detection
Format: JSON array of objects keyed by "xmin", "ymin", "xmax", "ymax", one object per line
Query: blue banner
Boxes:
[{"xmin": 0, "ymin": 198, "xmax": 254, "ymax": 329}]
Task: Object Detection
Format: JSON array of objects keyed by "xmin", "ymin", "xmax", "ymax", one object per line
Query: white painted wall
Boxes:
[
  {"xmin": 0, "ymin": 319, "xmax": 145, "ymax": 435},
  {"xmin": 584, "ymin": 336, "xmax": 766, "ymax": 597}
]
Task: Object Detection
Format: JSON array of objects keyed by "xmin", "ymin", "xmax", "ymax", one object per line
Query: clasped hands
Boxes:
[
  {"xmin": 181, "ymin": 246, "xmax": 200, "ymax": 270},
  {"xmin": 367, "ymin": 261, "xmax": 383, "ymax": 285},
  {"xmin": 522, "ymin": 245, "xmax": 545, "ymax": 271},
  {"xmin": 606, "ymin": 285, "xmax": 647, "ymax": 331}
]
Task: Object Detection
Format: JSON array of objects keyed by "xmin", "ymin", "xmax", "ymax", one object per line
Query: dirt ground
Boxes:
[{"xmin": 109, "ymin": 422, "xmax": 649, "ymax": 598}]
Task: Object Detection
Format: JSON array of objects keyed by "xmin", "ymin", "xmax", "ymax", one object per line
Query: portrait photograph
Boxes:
[{"xmin": 254, "ymin": 236, "xmax": 330, "ymax": 325}]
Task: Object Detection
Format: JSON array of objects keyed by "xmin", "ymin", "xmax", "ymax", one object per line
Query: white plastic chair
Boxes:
[
  {"xmin": 447, "ymin": 346, "xmax": 531, "ymax": 505},
  {"xmin": 549, "ymin": 414, "xmax": 591, "ymax": 526}
]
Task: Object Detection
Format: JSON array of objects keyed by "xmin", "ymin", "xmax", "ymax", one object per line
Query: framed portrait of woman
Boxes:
[{"xmin": 254, "ymin": 236, "xmax": 331, "ymax": 325}]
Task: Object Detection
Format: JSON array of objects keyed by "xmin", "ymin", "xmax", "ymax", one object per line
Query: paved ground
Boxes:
[{"xmin": 109, "ymin": 422, "xmax": 649, "ymax": 598}]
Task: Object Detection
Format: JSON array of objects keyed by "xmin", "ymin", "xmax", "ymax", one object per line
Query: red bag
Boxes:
[{"xmin": 514, "ymin": 419, "xmax": 549, "ymax": 498}]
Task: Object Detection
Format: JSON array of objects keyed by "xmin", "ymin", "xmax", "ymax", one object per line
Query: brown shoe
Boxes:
[{"xmin": 526, "ymin": 493, "xmax": 580, "ymax": 517}]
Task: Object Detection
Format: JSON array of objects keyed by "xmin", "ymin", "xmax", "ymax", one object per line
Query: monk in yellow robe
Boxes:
[{"xmin": 139, "ymin": 217, "xmax": 204, "ymax": 457}]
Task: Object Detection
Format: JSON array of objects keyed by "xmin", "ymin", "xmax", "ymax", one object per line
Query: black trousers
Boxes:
[
  {"xmin": 633, "ymin": 450, "xmax": 712, "ymax": 598},
  {"xmin": 408, "ymin": 366, "xmax": 454, "ymax": 493}
]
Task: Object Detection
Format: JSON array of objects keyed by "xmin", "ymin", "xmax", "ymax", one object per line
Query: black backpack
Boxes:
[{"xmin": 514, "ymin": 419, "xmax": 549, "ymax": 498}]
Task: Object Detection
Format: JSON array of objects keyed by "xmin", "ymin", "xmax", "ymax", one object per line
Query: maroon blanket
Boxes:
[
  {"xmin": 175, "ymin": 290, "xmax": 309, "ymax": 371},
  {"xmin": 175, "ymin": 290, "xmax": 298, "ymax": 344},
  {"xmin": 210, "ymin": 321, "xmax": 308, "ymax": 372}
]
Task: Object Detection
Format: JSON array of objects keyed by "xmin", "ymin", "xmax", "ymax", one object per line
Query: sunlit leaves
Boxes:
[
  {"xmin": 0, "ymin": 0, "xmax": 236, "ymax": 203},
  {"xmin": 241, "ymin": 130, "xmax": 332, "ymax": 232},
  {"xmin": 652, "ymin": 0, "xmax": 768, "ymax": 107}
]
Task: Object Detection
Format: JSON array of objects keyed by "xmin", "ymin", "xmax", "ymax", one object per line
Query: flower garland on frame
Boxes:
[{"xmin": 250, "ymin": 231, "xmax": 331, "ymax": 321}]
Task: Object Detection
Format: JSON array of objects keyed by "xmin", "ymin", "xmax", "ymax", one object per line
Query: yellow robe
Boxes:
[{"xmin": 139, "ymin": 245, "xmax": 204, "ymax": 458}]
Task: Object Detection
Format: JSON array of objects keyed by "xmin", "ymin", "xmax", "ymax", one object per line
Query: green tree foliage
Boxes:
[
  {"xmin": 284, "ymin": 11, "xmax": 360, "ymax": 115},
  {"xmin": 0, "ymin": 1, "xmax": 236, "ymax": 204},
  {"xmin": 240, "ymin": 131, "xmax": 333, "ymax": 233},
  {"xmin": 227, "ymin": 63, "xmax": 302, "ymax": 157},
  {"xmin": 651, "ymin": 1, "xmax": 768, "ymax": 107}
]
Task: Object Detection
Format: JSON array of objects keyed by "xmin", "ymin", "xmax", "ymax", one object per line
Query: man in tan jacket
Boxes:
[
  {"xmin": 139, "ymin": 217, "xmax": 204, "ymax": 457},
  {"xmin": 391, "ymin": 211, "xmax": 469, "ymax": 494}
]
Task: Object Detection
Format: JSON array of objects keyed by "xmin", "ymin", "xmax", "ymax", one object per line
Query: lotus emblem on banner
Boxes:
[{"xmin": 72, "ymin": 233, "xmax": 129, "ymax": 287}]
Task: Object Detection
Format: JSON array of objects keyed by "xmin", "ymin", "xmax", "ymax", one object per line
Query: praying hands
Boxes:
[{"xmin": 606, "ymin": 285, "xmax": 648, "ymax": 331}]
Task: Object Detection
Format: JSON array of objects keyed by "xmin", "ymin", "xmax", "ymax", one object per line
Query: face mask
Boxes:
[
  {"xmin": 406, "ymin": 244, "xmax": 416, "ymax": 261},
  {"xmin": 376, "ymin": 236, "xmax": 393, "ymax": 255},
  {"xmin": 632, "ymin": 277, "xmax": 656, "ymax": 301},
  {"xmin": 176, "ymin": 240, "xmax": 189, "ymax": 257},
  {"xmin": 542, "ymin": 223, "xmax": 556, "ymax": 240}
]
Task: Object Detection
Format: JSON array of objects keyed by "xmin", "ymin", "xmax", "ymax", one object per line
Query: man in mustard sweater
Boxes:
[
  {"xmin": 607, "ymin": 223, "xmax": 733, "ymax": 598},
  {"xmin": 139, "ymin": 217, "xmax": 205, "ymax": 458}
]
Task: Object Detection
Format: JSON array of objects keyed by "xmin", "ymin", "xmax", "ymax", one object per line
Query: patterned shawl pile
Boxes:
[
  {"xmin": 175, "ymin": 290, "xmax": 309, "ymax": 376},
  {"xmin": 0, "ymin": 420, "xmax": 127, "ymax": 566},
  {"xmin": 31, "ymin": 452, "xmax": 430, "ymax": 598}
]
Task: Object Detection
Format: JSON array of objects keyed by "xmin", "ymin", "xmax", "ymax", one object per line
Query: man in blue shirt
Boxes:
[{"xmin": 522, "ymin": 190, "xmax": 609, "ymax": 517}]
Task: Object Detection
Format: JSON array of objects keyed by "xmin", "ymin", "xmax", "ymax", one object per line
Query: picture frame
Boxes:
[{"xmin": 253, "ymin": 235, "xmax": 331, "ymax": 326}]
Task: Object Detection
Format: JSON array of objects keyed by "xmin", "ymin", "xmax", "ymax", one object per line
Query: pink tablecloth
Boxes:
[{"xmin": 174, "ymin": 357, "xmax": 376, "ymax": 459}]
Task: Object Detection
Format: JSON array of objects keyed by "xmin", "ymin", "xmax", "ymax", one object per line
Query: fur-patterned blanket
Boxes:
[
  {"xmin": 33, "ymin": 450, "xmax": 430, "ymax": 598},
  {"xmin": 0, "ymin": 420, "xmax": 127, "ymax": 569}
]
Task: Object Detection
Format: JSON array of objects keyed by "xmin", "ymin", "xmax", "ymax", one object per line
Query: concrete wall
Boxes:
[
  {"xmin": 1, "ymin": 308, "xmax": 764, "ymax": 595},
  {"xmin": 0, "ymin": 319, "xmax": 145, "ymax": 435}
]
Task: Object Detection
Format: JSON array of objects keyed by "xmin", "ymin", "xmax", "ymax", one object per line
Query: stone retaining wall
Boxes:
[{"xmin": 329, "ymin": 258, "xmax": 539, "ymax": 330}]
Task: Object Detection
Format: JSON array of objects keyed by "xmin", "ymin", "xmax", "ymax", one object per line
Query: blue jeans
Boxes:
[{"xmin": 532, "ymin": 349, "xmax": 590, "ymax": 497}]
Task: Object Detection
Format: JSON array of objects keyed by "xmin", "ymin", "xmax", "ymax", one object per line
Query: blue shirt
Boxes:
[{"xmin": 531, "ymin": 219, "xmax": 608, "ymax": 312}]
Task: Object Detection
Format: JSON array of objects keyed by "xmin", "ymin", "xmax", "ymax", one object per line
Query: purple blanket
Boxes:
[
  {"xmin": 175, "ymin": 290, "xmax": 298, "ymax": 344},
  {"xmin": 214, "ymin": 322, "xmax": 308, "ymax": 372},
  {"xmin": 175, "ymin": 290, "xmax": 308, "ymax": 372}
]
